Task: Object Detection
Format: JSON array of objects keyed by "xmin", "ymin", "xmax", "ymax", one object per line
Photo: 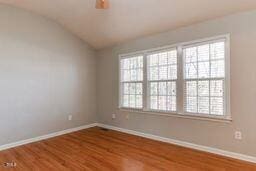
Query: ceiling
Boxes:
[{"xmin": 1, "ymin": 0, "xmax": 256, "ymax": 49}]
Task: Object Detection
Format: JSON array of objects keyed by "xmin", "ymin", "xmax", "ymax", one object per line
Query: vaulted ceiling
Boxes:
[{"xmin": 1, "ymin": 0, "xmax": 256, "ymax": 49}]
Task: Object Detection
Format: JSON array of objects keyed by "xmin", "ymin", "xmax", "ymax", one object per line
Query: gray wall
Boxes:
[
  {"xmin": 1, "ymin": 3, "xmax": 256, "ymax": 158},
  {"xmin": 96, "ymin": 10, "xmax": 256, "ymax": 157},
  {"xmin": 0, "ymin": 5, "xmax": 97, "ymax": 146}
]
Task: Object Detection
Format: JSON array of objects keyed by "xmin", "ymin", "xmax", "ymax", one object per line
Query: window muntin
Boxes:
[
  {"xmin": 120, "ymin": 56, "xmax": 143, "ymax": 109},
  {"xmin": 147, "ymin": 49, "xmax": 177, "ymax": 111},
  {"xmin": 183, "ymin": 40, "xmax": 225, "ymax": 115},
  {"xmin": 119, "ymin": 35, "xmax": 230, "ymax": 120}
]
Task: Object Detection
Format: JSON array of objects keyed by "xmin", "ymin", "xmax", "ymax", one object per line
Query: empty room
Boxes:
[{"xmin": 0, "ymin": 0, "xmax": 256, "ymax": 170}]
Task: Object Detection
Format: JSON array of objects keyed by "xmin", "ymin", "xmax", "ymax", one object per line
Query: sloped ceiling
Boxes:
[{"xmin": 1, "ymin": 0, "xmax": 256, "ymax": 49}]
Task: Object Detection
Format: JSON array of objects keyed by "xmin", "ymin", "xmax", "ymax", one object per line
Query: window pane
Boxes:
[
  {"xmin": 130, "ymin": 57, "xmax": 137, "ymax": 69},
  {"xmin": 130, "ymin": 69, "xmax": 137, "ymax": 81},
  {"xmin": 198, "ymin": 97, "xmax": 209, "ymax": 114},
  {"xmin": 186, "ymin": 81, "xmax": 197, "ymax": 97},
  {"xmin": 136, "ymin": 95, "xmax": 143, "ymax": 108},
  {"xmin": 122, "ymin": 59, "xmax": 130, "ymax": 69},
  {"xmin": 137, "ymin": 69, "xmax": 143, "ymax": 81},
  {"xmin": 150, "ymin": 66, "xmax": 158, "ymax": 80},
  {"xmin": 150, "ymin": 82, "xmax": 158, "ymax": 95},
  {"xmin": 158, "ymin": 96, "xmax": 166, "ymax": 110},
  {"xmin": 210, "ymin": 42, "xmax": 225, "ymax": 60},
  {"xmin": 159, "ymin": 66, "xmax": 168, "ymax": 80},
  {"xmin": 159, "ymin": 82, "xmax": 167, "ymax": 95},
  {"xmin": 198, "ymin": 62, "xmax": 210, "ymax": 78},
  {"xmin": 198, "ymin": 44, "xmax": 210, "ymax": 61},
  {"xmin": 186, "ymin": 97, "xmax": 197, "ymax": 113},
  {"xmin": 150, "ymin": 96, "xmax": 158, "ymax": 110},
  {"xmin": 168, "ymin": 50, "xmax": 177, "ymax": 64},
  {"xmin": 136, "ymin": 83, "xmax": 143, "ymax": 95},
  {"xmin": 185, "ymin": 47, "xmax": 197, "ymax": 63},
  {"xmin": 149, "ymin": 81, "xmax": 176, "ymax": 111},
  {"xmin": 159, "ymin": 52, "xmax": 168, "ymax": 65},
  {"xmin": 123, "ymin": 70, "xmax": 130, "ymax": 81},
  {"xmin": 211, "ymin": 80, "xmax": 223, "ymax": 97},
  {"xmin": 138, "ymin": 56, "xmax": 143, "ymax": 68},
  {"xmin": 168, "ymin": 65, "xmax": 177, "ymax": 80},
  {"xmin": 185, "ymin": 80, "xmax": 225, "ymax": 115},
  {"xmin": 167, "ymin": 96, "xmax": 176, "ymax": 111},
  {"xmin": 198, "ymin": 81, "xmax": 209, "ymax": 96},
  {"xmin": 148, "ymin": 49, "xmax": 177, "ymax": 81},
  {"xmin": 149, "ymin": 54, "xmax": 158, "ymax": 66},
  {"xmin": 129, "ymin": 95, "xmax": 136, "ymax": 107},
  {"xmin": 211, "ymin": 60, "xmax": 225, "ymax": 78},
  {"xmin": 129, "ymin": 83, "xmax": 136, "ymax": 94},
  {"xmin": 123, "ymin": 95, "xmax": 129, "ymax": 107},
  {"xmin": 167, "ymin": 82, "xmax": 176, "ymax": 96},
  {"xmin": 210, "ymin": 97, "xmax": 223, "ymax": 115},
  {"xmin": 185, "ymin": 63, "xmax": 197, "ymax": 79},
  {"xmin": 123, "ymin": 83, "xmax": 129, "ymax": 94}
]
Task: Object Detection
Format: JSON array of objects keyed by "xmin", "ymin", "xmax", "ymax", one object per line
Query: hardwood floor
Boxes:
[{"xmin": 0, "ymin": 127, "xmax": 255, "ymax": 171}]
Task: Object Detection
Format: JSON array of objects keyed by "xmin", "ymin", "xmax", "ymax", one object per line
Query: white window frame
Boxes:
[
  {"xmin": 145, "ymin": 48, "xmax": 178, "ymax": 113},
  {"xmin": 119, "ymin": 54, "xmax": 144, "ymax": 110},
  {"xmin": 118, "ymin": 34, "xmax": 231, "ymax": 121}
]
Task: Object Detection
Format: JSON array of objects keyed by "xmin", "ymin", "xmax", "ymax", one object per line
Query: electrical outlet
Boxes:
[
  {"xmin": 112, "ymin": 114, "xmax": 116, "ymax": 119},
  {"xmin": 68, "ymin": 115, "xmax": 73, "ymax": 121},
  {"xmin": 235, "ymin": 131, "xmax": 242, "ymax": 140}
]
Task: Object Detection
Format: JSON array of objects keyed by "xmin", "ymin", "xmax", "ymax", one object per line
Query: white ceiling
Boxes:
[{"xmin": 1, "ymin": 0, "xmax": 256, "ymax": 49}]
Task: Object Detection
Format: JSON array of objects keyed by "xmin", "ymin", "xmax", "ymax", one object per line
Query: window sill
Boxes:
[{"xmin": 118, "ymin": 108, "xmax": 232, "ymax": 123}]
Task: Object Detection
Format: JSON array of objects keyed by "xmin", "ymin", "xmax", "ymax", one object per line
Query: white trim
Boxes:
[
  {"xmin": 98, "ymin": 123, "xmax": 256, "ymax": 164},
  {"xmin": 1, "ymin": 123, "xmax": 255, "ymax": 164},
  {"xmin": 0, "ymin": 123, "xmax": 97, "ymax": 151},
  {"xmin": 177, "ymin": 46, "xmax": 184, "ymax": 115},
  {"xmin": 119, "ymin": 34, "xmax": 229, "ymax": 58},
  {"xmin": 118, "ymin": 55, "xmax": 122, "ymax": 109},
  {"xmin": 119, "ymin": 45, "xmax": 178, "ymax": 59},
  {"xmin": 143, "ymin": 52, "xmax": 148, "ymax": 111},
  {"xmin": 225, "ymin": 34, "xmax": 231, "ymax": 119},
  {"xmin": 118, "ymin": 108, "xmax": 232, "ymax": 123},
  {"xmin": 181, "ymin": 37, "xmax": 226, "ymax": 48}
]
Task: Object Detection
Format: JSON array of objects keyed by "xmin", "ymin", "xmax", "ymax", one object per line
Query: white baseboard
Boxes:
[
  {"xmin": 0, "ymin": 123, "xmax": 98, "ymax": 151},
  {"xmin": 97, "ymin": 123, "xmax": 256, "ymax": 164},
  {"xmin": 1, "ymin": 123, "xmax": 255, "ymax": 164}
]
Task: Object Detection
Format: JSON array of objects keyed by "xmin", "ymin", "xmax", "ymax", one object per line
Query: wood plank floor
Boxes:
[{"xmin": 0, "ymin": 127, "xmax": 255, "ymax": 171}]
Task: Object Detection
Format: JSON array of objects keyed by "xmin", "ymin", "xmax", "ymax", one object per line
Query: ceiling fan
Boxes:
[{"xmin": 95, "ymin": 0, "xmax": 109, "ymax": 9}]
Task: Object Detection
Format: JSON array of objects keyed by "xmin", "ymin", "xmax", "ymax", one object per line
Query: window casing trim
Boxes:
[
  {"xmin": 118, "ymin": 34, "xmax": 231, "ymax": 121},
  {"xmin": 118, "ymin": 108, "xmax": 232, "ymax": 123}
]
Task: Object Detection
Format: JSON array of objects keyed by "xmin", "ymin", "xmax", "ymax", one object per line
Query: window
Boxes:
[
  {"xmin": 184, "ymin": 41, "xmax": 226, "ymax": 115},
  {"xmin": 120, "ymin": 55, "xmax": 143, "ymax": 109},
  {"xmin": 119, "ymin": 35, "xmax": 230, "ymax": 120},
  {"xmin": 147, "ymin": 49, "xmax": 177, "ymax": 111}
]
